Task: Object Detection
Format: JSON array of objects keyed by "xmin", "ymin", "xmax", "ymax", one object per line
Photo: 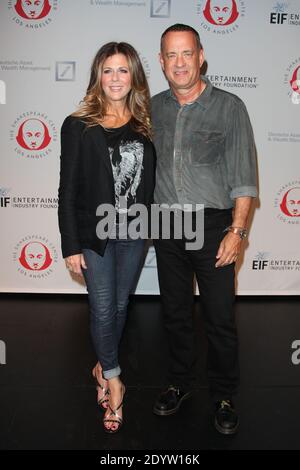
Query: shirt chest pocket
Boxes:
[{"xmin": 189, "ymin": 130, "xmax": 224, "ymax": 166}]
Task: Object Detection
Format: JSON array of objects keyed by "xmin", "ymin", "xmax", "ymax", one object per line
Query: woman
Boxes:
[{"xmin": 58, "ymin": 42, "xmax": 155, "ymax": 433}]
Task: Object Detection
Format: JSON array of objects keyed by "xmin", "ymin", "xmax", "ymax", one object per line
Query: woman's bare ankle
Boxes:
[
  {"xmin": 107, "ymin": 377, "xmax": 122, "ymax": 390},
  {"xmin": 94, "ymin": 363, "xmax": 107, "ymax": 384}
]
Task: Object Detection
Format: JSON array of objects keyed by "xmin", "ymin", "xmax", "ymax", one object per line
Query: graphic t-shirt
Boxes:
[{"xmin": 103, "ymin": 122, "xmax": 144, "ymax": 215}]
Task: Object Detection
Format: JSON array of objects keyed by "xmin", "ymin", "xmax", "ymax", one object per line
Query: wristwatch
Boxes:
[{"xmin": 223, "ymin": 226, "xmax": 248, "ymax": 240}]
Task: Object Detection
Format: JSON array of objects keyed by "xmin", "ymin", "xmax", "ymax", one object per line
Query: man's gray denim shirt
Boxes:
[{"xmin": 151, "ymin": 76, "xmax": 258, "ymax": 209}]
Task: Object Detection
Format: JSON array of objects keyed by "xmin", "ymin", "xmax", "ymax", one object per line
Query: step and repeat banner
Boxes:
[{"xmin": 0, "ymin": 0, "xmax": 299, "ymax": 294}]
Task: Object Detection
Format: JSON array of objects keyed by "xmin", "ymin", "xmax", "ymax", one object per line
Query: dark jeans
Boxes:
[
  {"xmin": 154, "ymin": 209, "xmax": 239, "ymax": 402},
  {"xmin": 82, "ymin": 237, "xmax": 144, "ymax": 380}
]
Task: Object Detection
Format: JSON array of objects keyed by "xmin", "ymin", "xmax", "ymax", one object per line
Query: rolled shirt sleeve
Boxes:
[{"xmin": 224, "ymin": 98, "xmax": 258, "ymax": 200}]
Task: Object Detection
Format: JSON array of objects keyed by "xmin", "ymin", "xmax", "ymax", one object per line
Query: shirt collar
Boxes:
[{"xmin": 165, "ymin": 76, "xmax": 213, "ymax": 110}]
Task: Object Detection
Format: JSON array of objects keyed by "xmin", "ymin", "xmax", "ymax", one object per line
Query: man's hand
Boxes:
[
  {"xmin": 215, "ymin": 195, "xmax": 253, "ymax": 267},
  {"xmin": 215, "ymin": 232, "xmax": 242, "ymax": 267},
  {"xmin": 65, "ymin": 253, "xmax": 87, "ymax": 277}
]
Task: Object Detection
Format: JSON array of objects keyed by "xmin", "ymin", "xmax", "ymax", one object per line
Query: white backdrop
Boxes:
[{"xmin": 0, "ymin": 0, "xmax": 299, "ymax": 294}]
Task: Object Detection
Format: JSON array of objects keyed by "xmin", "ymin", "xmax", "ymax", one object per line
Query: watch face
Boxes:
[{"xmin": 240, "ymin": 230, "xmax": 247, "ymax": 239}]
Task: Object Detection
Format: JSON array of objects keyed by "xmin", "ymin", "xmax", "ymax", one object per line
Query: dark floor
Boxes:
[{"xmin": 0, "ymin": 294, "xmax": 300, "ymax": 450}]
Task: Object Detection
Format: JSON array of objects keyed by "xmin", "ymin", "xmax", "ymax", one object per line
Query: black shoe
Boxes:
[
  {"xmin": 214, "ymin": 400, "xmax": 239, "ymax": 435},
  {"xmin": 153, "ymin": 386, "xmax": 191, "ymax": 416}
]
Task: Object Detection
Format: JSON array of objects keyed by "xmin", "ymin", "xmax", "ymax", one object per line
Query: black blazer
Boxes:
[{"xmin": 58, "ymin": 115, "xmax": 156, "ymax": 258}]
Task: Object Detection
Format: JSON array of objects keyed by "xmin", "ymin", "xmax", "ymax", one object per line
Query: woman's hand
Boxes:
[{"xmin": 65, "ymin": 254, "xmax": 87, "ymax": 277}]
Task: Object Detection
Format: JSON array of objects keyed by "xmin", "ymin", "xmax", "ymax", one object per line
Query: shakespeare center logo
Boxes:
[
  {"xmin": 274, "ymin": 181, "xmax": 300, "ymax": 224},
  {"xmin": 196, "ymin": 0, "xmax": 245, "ymax": 35},
  {"xmin": 13, "ymin": 235, "xmax": 58, "ymax": 278},
  {"xmin": 8, "ymin": 0, "xmax": 58, "ymax": 29},
  {"xmin": 10, "ymin": 111, "xmax": 58, "ymax": 159},
  {"xmin": 284, "ymin": 58, "xmax": 300, "ymax": 104}
]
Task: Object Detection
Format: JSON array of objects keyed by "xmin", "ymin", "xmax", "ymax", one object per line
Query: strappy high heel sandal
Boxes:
[
  {"xmin": 92, "ymin": 367, "xmax": 110, "ymax": 411},
  {"xmin": 103, "ymin": 385, "xmax": 125, "ymax": 434}
]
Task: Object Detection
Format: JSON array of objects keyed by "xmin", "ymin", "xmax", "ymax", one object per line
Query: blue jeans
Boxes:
[{"xmin": 82, "ymin": 238, "xmax": 145, "ymax": 380}]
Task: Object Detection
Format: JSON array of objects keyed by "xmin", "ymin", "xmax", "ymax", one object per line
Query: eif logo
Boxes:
[
  {"xmin": 0, "ymin": 187, "xmax": 11, "ymax": 208},
  {"xmin": 0, "ymin": 197, "xmax": 10, "ymax": 207},
  {"xmin": 270, "ymin": 2, "xmax": 288, "ymax": 24},
  {"xmin": 252, "ymin": 252, "xmax": 270, "ymax": 270},
  {"xmin": 0, "ymin": 80, "xmax": 6, "ymax": 104},
  {"xmin": 291, "ymin": 340, "xmax": 300, "ymax": 365},
  {"xmin": 270, "ymin": 2, "xmax": 300, "ymax": 26},
  {"xmin": 270, "ymin": 12, "xmax": 288, "ymax": 23},
  {"xmin": 0, "ymin": 340, "xmax": 6, "ymax": 365}
]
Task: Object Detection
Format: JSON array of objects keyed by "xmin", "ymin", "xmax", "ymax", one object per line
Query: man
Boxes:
[{"xmin": 151, "ymin": 24, "xmax": 257, "ymax": 435}]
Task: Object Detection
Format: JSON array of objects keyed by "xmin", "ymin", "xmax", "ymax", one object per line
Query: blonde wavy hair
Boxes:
[{"xmin": 72, "ymin": 42, "xmax": 151, "ymax": 139}]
